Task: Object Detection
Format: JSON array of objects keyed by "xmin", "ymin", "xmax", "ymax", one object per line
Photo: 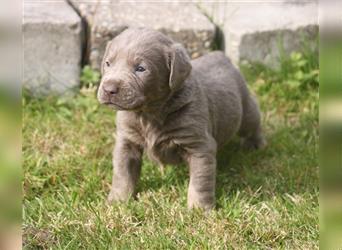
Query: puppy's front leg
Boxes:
[
  {"xmin": 107, "ymin": 136, "xmax": 143, "ymax": 203},
  {"xmin": 187, "ymin": 152, "xmax": 216, "ymax": 210}
]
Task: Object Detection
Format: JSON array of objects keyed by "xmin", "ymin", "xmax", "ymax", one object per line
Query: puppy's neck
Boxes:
[{"xmin": 137, "ymin": 82, "xmax": 194, "ymax": 124}]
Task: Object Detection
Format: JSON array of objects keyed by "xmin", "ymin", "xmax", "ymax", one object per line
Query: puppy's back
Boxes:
[
  {"xmin": 190, "ymin": 51, "xmax": 250, "ymax": 147},
  {"xmin": 192, "ymin": 51, "xmax": 246, "ymax": 90}
]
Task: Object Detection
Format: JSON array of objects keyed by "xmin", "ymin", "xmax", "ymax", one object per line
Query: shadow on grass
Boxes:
[
  {"xmin": 215, "ymin": 139, "xmax": 271, "ymax": 208},
  {"xmin": 137, "ymin": 138, "xmax": 269, "ymax": 200},
  {"xmin": 215, "ymin": 116, "xmax": 318, "ymax": 206}
]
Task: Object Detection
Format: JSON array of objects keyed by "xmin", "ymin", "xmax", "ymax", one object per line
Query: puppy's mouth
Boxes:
[
  {"xmin": 101, "ymin": 98, "xmax": 145, "ymax": 111},
  {"xmin": 103, "ymin": 102, "xmax": 126, "ymax": 110}
]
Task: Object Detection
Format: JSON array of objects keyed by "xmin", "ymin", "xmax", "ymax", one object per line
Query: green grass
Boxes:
[{"xmin": 23, "ymin": 51, "xmax": 319, "ymax": 249}]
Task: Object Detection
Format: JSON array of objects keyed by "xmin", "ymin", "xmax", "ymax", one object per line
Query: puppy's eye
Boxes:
[
  {"xmin": 135, "ymin": 65, "xmax": 145, "ymax": 72},
  {"xmin": 105, "ymin": 61, "xmax": 110, "ymax": 67}
]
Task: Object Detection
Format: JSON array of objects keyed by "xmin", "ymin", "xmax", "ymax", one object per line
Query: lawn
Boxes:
[{"xmin": 23, "ymin": 51, "xmax": 319, "ymax": 249}]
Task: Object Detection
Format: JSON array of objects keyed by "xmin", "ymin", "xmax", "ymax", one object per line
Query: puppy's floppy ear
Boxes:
[
  {"xmin": 168, "ymin": 43, "xmax": 192, "ymax": 91},
  {"xmin": 101, "ymin": 40, "xmax": 113, "ymax": 75}
]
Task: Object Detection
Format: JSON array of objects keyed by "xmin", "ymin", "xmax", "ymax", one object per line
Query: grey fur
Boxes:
[{"xmin": 97, "ymin": 28, "xmax": 266, "ymax": 210}]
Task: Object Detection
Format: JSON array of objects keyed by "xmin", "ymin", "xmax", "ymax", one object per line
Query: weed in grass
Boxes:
[{"xmin": 80, "ymin": 65, "xmax": 101, "ymax": 88}]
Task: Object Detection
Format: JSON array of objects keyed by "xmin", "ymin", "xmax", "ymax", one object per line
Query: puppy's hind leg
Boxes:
[
  {"xmin": 238, "ymin": 96, "xmax": 267, "ymax": 150},
  {"xmin": 240, "ymin": 126, "xmax": 266, "ymax": 150}
]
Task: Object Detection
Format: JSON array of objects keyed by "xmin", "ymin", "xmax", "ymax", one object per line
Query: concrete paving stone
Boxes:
[
  {"xmin": 23, "ymin": 0, "xmax": 82, "ymax": 96},
  {"xmin": 198, "ymin": 1, "xmax": 318, "ymax": 68}
]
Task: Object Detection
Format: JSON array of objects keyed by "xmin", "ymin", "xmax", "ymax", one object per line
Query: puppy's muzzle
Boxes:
[
  {"xmin": 97, "ymin": 78, "xmax": 145, "ymax": 110},
  {"xmin": 102, "ymin": 79, "xmax": 121, "ymax": 96}
]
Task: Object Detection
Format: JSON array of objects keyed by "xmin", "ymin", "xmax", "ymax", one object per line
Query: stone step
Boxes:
[
  {"xmin": 70, "ymin": 1, "xmax": 216, "ymax": 70},
  {"xmin": 23, "ymin": 0, "xmax": 83, "ymax": 96},
  {"xmin": 198, "ymin": 1, "xmax": 318, "ymax": 68}
]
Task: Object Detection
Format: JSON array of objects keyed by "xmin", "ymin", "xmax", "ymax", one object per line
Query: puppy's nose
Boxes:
[{"xmin": 102, "ymin": 81, "xmax": 120, "ymax": 95}]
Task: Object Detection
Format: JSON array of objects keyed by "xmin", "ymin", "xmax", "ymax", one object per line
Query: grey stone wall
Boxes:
[{"xmin": 23, "ymin": 0, "xmax": 318, "ymax": 96}]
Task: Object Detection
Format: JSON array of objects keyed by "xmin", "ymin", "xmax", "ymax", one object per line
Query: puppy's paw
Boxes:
[
  {"xmin": 106, "ymin": 191, "xmax": 119, "ymax": 204},
  {"xmin": 241, "ymin": 135, "xmax": 267, "ymax": 150},
  {"xmin": 187, "ymin": 191, "xmax": 215, "ymax": 211},
  {"xmin": 188, "ymin": 199, "xmax": 215, "ymax": 211},
  {"xmin": 106, "ymin": 189, "xmax": 132, "ymax": 204}
]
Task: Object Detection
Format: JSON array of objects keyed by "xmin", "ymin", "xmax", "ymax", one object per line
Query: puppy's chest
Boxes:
[{"xmin": 139, "ymin": 122, "xmax": 183, "ymax": 166}]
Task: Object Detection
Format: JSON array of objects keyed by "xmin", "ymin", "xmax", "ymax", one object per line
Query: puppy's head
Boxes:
[{"xmin": 97, "ymin": 28, "xmax": 192, "ymax": 111}]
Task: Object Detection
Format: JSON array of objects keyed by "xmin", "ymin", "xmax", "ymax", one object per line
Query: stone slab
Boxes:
[
  {"xmin": 70, "ymin": 1, "xmax": 216, "ymax": 70},
  {"xmin": 198, "ymin": 1, "xmax": 318, "ymax": 68},
  {"xmin": 23, "ymin": 0, "xmax": 82, "ymax": 95}
]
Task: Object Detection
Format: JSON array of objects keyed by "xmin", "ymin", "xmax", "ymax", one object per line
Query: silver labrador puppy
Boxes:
[{"xmin": 97, "ymin": 28, "xmax": 266, "ymax": 210}]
